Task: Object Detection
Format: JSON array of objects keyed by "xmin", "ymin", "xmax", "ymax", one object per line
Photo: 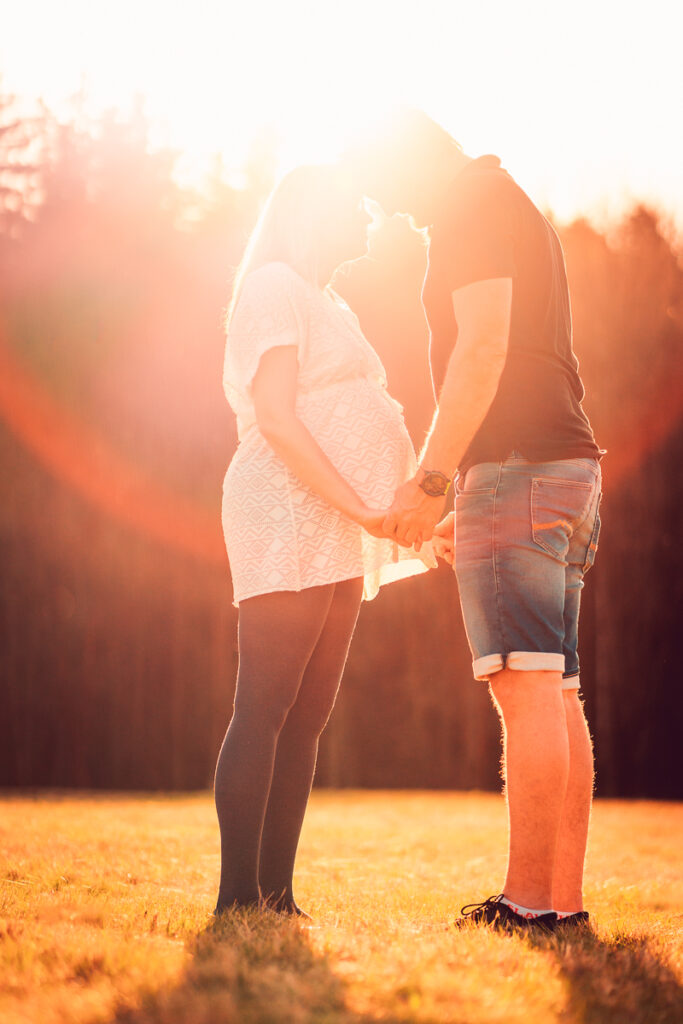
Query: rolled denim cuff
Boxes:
[{"xmin": 473, "ymin": 651, "xmax": 566, "ymax": 681}]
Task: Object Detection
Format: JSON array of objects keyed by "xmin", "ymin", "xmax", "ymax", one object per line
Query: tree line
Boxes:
[{"xmin": 1, "ymin": 93, "xmax": 681, "ymax": 796}]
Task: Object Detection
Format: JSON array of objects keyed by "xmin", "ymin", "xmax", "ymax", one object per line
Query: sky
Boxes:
[{"xmin": 1, "ymin": 0, "xmax": 682, "ymax": 232}]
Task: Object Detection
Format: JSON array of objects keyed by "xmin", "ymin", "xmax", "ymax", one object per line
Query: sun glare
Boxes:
[{"xmin": 1, "ymin": 0, "xmax": 682, "ymax": 228}]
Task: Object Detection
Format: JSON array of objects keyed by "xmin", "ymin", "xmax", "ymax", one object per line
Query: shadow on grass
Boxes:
[
  {"xmin": 109, "ymin": 909, "xmax": 378, "ymax": 1024},
  {"xmin": 101, "ymin": 908, "xmax": 683, "ymax": 1024},
  {"xmin": 536, "ymin": 925, "xmax": 683, "ymax": 1024}
]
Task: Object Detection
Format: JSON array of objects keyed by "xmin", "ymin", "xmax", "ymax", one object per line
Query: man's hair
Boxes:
[{"xmin": 343, "ymin": 107, "xmax": 461, "ymax": 205}]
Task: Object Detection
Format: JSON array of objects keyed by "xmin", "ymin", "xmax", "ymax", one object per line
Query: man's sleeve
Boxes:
[{"xmin": 435, "ymin": 177, "xmax": 515, "ymax": 291}]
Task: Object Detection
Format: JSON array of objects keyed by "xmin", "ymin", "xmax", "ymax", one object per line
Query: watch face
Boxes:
[{"xmin": 420, "ymin": 471, "xmax": 450, "ymax": 497}]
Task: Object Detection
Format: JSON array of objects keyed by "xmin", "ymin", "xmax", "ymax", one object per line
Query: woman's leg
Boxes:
[
  {"xmin": 213, "ymin": 584, "xmax": 336, "ymax": 912},
  {"xmin": 259, "ymin": 576, "xmax": 363, "ymax": 912}
]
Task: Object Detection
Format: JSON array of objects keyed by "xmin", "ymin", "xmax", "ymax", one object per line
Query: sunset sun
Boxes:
[{"xmin": 2, "ymin": 0, "xmax": 682, "ymax": 229}]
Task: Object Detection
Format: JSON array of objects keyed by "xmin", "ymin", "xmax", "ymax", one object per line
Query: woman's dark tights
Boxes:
[{"xmin": 213, "ymin": 577, "xmax": 363, "ymax": 913}]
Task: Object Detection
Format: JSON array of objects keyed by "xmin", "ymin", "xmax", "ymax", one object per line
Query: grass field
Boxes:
[{"xmin": 1, "ymin": 790, "xmax": 681, "ymax": 1024}]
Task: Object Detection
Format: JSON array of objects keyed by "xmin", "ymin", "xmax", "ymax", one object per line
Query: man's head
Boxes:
[{"xmin": 343, "ymin": 107, "xmax": 468, "ymax": 227}]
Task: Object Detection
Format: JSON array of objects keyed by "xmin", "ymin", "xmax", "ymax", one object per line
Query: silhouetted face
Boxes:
[
  {"xmin": 323, "ymin": 185, "xmax": 372, "ymax": 270},
  {"xmin": 365, "ymin": 161, "xmax": 442, "ymax": 228},
  {"xmin": 342, "ymin": 121, "xmax": 456, "ymax": 228},
  {"xmin": 358, "ymin": 169, "xmax": 410, "ymax": 220}
]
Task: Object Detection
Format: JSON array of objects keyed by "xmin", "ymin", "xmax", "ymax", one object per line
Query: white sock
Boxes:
[
  {"xmin": 556, "ymin": 910, "xmax": 582, "ymax": 919},
  {"xmin": 501, "ymin": 895, "xmax": 554, "ymax": 918}
]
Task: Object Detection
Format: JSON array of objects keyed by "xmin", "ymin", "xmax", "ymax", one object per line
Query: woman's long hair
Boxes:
[{"xmin": 225, "ymin": 164, "xmax": 344, "ymax": 332}]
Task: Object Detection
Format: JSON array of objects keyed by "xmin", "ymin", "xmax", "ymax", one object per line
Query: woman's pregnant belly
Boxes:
[
  {"xmin": 296, "ymin": 377, "xmax": 417, "ymax": 508},
  {"xmin": 223, "ymin": 377, "xmax": 416, "ymax": 515}
]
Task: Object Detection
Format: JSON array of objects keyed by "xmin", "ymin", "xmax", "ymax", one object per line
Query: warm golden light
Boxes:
[{"xmin": 1, "ymin": 1, "xmax": 681, "ymax": 231}]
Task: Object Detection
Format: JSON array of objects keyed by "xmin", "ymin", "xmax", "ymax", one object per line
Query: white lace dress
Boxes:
[{"xmin": 222, "ymin": 261, "xmax": 434, "ymax": 604}]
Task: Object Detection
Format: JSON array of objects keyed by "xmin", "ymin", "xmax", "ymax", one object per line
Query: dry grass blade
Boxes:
[{"xmin": 0, "ymin": 791, "xmax": 681, "ymax": 1023}]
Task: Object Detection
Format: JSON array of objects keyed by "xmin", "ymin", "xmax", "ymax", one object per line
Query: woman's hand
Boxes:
[
  {"xmin": 356, "ymin": 505, "xmax": 391, "ymax": 539},
  {"xmin": 431, "ymin": 511, "xmax": 455, "ymax": 565},
  {"xmin": 253, "ymin": 349, "xmax": 395, "ymax": 531}
]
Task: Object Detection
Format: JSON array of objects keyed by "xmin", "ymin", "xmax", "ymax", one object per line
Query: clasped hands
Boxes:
[{"xmin": 358, "ymin": 477, "xmax": 455, "ymax": 565}]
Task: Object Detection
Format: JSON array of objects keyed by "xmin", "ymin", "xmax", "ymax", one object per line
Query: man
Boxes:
[{"xmin": 349, "ymin": 109, "xmax": 602, "ymax": 931}]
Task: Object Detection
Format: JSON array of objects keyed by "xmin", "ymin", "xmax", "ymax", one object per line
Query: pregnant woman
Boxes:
[{"xmin": 214, "ymin": 165, "xmax": 431, "ymax": 917}]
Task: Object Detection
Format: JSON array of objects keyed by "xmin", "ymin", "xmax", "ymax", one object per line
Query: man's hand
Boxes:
[
  {"xmin": 383, "ymin": 478, "xmax": 445, "ymax": 548},
  {"xmin": 431, "ymin": 511, "xmax": 455, "ymax": 565},
  {"xmin": 356, "ymin": 505, "xmax": 392, "ymax": 539}
]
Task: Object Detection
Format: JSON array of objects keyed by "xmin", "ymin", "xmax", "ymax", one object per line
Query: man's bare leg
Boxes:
[
  {"xmin": 552, "ymin": 690, "xmax": 594, "ymax": 912},
  {"xmin": 489, "ymin": 668, "xmax": 569, "ymax": 909}
]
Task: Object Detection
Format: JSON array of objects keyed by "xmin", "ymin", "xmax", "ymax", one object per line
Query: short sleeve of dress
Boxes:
[{"xmin": 223, "ymin": 263, "xmax": 306, "ymax": 402}]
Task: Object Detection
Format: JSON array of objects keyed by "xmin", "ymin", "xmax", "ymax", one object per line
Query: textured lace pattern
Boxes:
[{"xmin": 222, "ymin": 261, "xmax": 433, "ymax": 604}]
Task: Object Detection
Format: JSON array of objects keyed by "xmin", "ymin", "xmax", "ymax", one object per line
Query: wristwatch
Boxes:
[{"xmin": 417, "ymin": 467, "xmax": 452, "ymax": 497}]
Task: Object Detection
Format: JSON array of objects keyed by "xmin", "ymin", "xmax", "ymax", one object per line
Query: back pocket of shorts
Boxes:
[{"xmin": 531, "ymin": 478, "xmax": 594, "ymax": 562}]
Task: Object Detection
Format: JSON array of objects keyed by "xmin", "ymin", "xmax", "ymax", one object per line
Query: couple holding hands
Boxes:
[{"xmin": 214, "ymin": 109, "xmax": 603, "ymax": 933}]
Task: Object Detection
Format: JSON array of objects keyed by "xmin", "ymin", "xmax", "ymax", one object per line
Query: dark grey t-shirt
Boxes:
[{"xmin": 422, "ymin": 155, "xmax": 601, "ymax": 474}]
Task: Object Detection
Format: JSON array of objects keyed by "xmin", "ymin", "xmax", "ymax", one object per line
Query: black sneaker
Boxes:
[
  {"xmin": 455, "ymin": 894, "xmax": 557, "ymax": 932},
  {"xmin": 555, "ymin": 910, "xmax": 590, "ymax": 929}
]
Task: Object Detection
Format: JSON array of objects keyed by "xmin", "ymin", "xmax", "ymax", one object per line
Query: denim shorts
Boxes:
[{"xmin": 453, "ymin": 453, "xmax": 602, "ymax": 689}]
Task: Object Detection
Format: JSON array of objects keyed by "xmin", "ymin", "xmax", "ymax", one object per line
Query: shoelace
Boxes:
[{"xmin": 460, "ymin": 894, "xmax": 504, "ymax": 917}]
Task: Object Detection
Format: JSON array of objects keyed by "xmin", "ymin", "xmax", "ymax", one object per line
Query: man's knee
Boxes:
[
  {"xmin": 563, "ymin": 688, "xmax": 593, "ymax": 737},
  {"xmin": 489, "ymin": 668, "xmax": 565, "ymax": 717},
  {"xmin": 562, "ymin": 687, "xmax": 583, "ymax": 709}
]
